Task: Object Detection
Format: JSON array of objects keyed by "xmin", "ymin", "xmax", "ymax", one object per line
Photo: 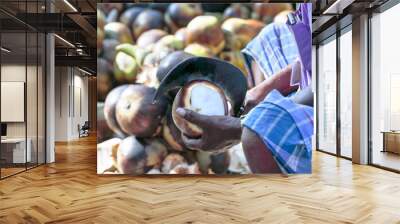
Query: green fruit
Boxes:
[
  {"xmin": 115, "ymin": 43, "xmax": 136, "ymax": 57},
  {"xmin": 153, "ymin": 35, "xmax": 184, "ymax": 52},
  {"xmin": 104, "ymin": 22, "xmax": 133, "ymax": 44},
  {"xmin": 114, "ymin": 51, "xmax": 138, "ymax": 83},
  {"xmin": 116, "ymin": 43, "xmax": 150, "ymax": 66},
  {"xmin": 184, "ymin": 43, "xmax": 213, "ymax": 57}
]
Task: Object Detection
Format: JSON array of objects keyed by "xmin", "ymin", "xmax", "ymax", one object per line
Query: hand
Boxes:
[
  {"xmin": 244, "ymin": 64, "xmax": 297, "ymax": 114},
  {"xmin": 175, "ymin": 108, "xmax": 242, "ymax": 152},
  {"xmin": 243, "ymin": 87, "xmax": 264, "ymax": 114}
]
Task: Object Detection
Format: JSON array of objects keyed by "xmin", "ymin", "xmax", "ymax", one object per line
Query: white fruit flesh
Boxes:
[
  {"xmin": 116, "ymin": 51, "xmax": 136, "ymax": 72},
  {"xmin": 186, "ymin": 83, "xmax": 226, "ymax": 116},
  {"xmin": 172, "ymin": 81, "xmax": 227, "ymax": 137}
]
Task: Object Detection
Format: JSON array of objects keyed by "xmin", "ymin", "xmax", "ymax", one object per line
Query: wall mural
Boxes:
[{"xmin": 97, "ymin": 3, "xmax": 313, "ymax": 175}]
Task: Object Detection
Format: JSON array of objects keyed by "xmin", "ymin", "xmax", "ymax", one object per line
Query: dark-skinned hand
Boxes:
[
  {"xmin": 175, "ymin": 108, "xmax": 242, "ymax": 152},
  {"xmin": 243, "ymin": 86, "xmax": 265, "ymax": 114}
]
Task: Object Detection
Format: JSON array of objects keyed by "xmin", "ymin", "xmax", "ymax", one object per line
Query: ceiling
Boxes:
[
  {"xmin": 0, "ymin": 0, "xmax": 96, "ymax": 74},
  {"xmin": 312, "ymin": 0, "xmax": 391, "ymax": 44}
]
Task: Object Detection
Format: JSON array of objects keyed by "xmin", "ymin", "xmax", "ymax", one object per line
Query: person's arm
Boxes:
[
  {"xmin": 290, "ymin": 85, "xmax": 313, "ymax": 107},
  {"xmin": 244, "ymin": 62, "xmax": 297, "ymax": 113},
  {"xmin": 247, "ymin": 58, "xmax": 265, "ymax": 88}
]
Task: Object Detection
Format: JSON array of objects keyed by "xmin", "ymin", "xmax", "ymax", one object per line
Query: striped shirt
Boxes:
[
  {"xmin": 242, "ymin": 22, "xmax": 299, "ymax": 78},
  {"xmin": 242, "ymin": 3, "xmax": 312, "ymax": 89},
  {"xmin": 243, "ymin": 90, "xmax": 313, "ymax": 174}
]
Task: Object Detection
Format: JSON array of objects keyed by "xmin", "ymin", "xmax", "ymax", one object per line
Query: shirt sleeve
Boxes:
[
  {"xmin": 286, "ymin": 3, "xmax": 312, "ymax": 89},
  {"xmin": 242, "ymin": 23, "xmax": 299, "ymax": 79},
  {"xmin": 290, "ymin": 58, "xmax": 302, "ymax": 87}
]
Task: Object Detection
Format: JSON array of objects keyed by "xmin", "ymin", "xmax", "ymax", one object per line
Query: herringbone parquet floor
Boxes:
[{"xmin": 1, "ymin": 135, "xmax": 400, "ymax": 224}]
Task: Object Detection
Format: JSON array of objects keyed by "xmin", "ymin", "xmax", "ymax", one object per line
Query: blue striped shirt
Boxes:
[
  {"xmin": 243, "ymin": 90, "xmax": 314, "ymax": 174},
  {"xmin": 242, "ymin": 22, "xmax": 299, "ymax": 78}
]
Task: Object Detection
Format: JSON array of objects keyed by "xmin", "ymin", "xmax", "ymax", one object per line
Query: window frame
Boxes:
[{"xmin": 315, "ymin": 24, "xmax": 353, "ymax": 160}]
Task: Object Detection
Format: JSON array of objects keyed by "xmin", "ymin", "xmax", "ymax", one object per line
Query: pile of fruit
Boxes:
[{"xmin": 97, "ymin": 3, "xmax": 293, "ymax": 175}]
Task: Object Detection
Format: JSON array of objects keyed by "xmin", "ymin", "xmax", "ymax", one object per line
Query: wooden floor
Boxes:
[
  {"xmin": 1, "ymin": 167, "xmax": 26, "ymax": 178},
  {"xmin": 1, "ymin": 136, "xmax": 400, "ymax": 224},
  {"xmin": 372, "ymin": 150, "xmax": 400, "ymax": 171}
]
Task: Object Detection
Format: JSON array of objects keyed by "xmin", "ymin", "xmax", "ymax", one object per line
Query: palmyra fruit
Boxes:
[
  {"xmin": 115, "ymin": 85, "xmax": 167, "ymax": 137},
  {"xmin": 165, "ymin": 3, "xmax": 203, "ymax": 33},
  {"xmin": 116, "ymin": 136, "xmax": 147, "ymax": 174},
  {"xmin": 104, "ymin": 85, "xmax": 128, "ymax": 137},
  {"xmin": 221, "ymin": 18, "xmax": 264, "ymax": 51},
  {"xmin": 186, "ymin": 15, "xmax": 225, "ymax": 55},
  {"xmin": 133, "ymin": 9, "xmax": 165, "ymax": 39},
  {"xmin": 172, "ymin": 80, "xmax": 228, "ymax": 138},
  {"xmin": 104, "ymin": 22, "xmax": 133, "ymax": 44},
  {"xmin": 136, "ymin": 29, "xmax": 167, "ymax": 50}
]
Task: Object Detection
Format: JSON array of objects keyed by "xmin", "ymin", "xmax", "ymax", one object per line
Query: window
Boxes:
[
  {"xmin": 339, "ymin": 28, "xmax": 352, "ymax": 158},
  {"xmin": 0, "ymin": 1, "xmax": 47, "ymax": 179},
  {"xmin": 370, "ymin": 2, "xmax": 400, "ymax": 171},
  {"xmin": 317, "ymin": 36, "xmax": 337, "ymax": 154}
]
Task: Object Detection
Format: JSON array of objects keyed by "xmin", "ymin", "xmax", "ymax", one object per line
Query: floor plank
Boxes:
[{"xmin": 0, "ymin": 135, "xmax": 399, "ymax": 223}]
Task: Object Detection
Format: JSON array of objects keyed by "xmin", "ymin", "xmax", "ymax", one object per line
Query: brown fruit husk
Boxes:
[
  {"xmin": 165, "ymin": 3, "xmax": 203, "ymax": 33},
  {"xmin": 184, "ymin": 43, "xmax": 214, "ymax": 57},
  {"xmin": 161, "ymin": 153, "xmax": 187, "ymax": 173},
  {"xmin": 186, "ymin": 15, "xmax": 225, "ymax": 55},
  {"xmin": 104, "ymin": 85, "xmax": 129, "ymax": 137},
  {"xmin": 115, "ymin": 85, "xmax": 167, "ymax": 138},
  {"xmin": 143, "ymin": 139, "xmax": 168, "ymax": 169},
  {"xmin": 116, "ymin": 136, "xmax": 148, "ymax": 174},
  {"xmin": 136, "ymin": 66, "xmax": 159, "ymax": 88},
  {"xmin": 219, "ymin": 51, "xmax": 248, "ymax": 76},
  {"xmin": 162, "ymin": 110, "xmax": 185, "ymax": 152},
  {"xmin": 133, "ymin": 9, "xmax": 165, "ymax": 40},
  {"xmin": 136, "ymin": 29, "xmax": 168, "ymax": 50},
  {"xmin": 252, "ymin": 3, "xmax": 293, "ymax": 24},
  {"xmin": 222, "ymin": 18, "xmax": 264, "ymax": 51}
]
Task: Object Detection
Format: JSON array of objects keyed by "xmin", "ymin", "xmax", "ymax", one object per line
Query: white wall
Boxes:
[
  {"xmin": 1, "ymin": 63, "xmax": 46, "ymax": 164},
  {"xmin": 1, "ymin": 65, "xmax": 35, "ymax": 138},
  {"xmin": 55, "ymin": 67, "xmax": 69, "ymax": 141},
  {"xmin": 1, "ymin": 65, "xmax": 26, "ymax": 138},
  {"xmin": 54, "ymin": 67, "xmax": 89, "ymax": 141}
]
